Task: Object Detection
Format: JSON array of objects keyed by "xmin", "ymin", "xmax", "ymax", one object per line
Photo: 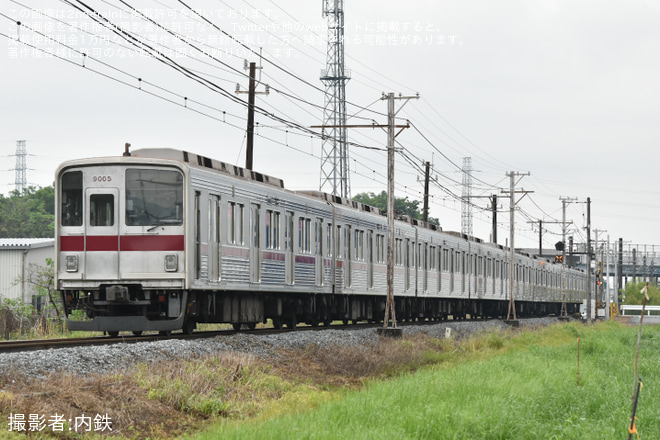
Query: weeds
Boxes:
[{"xmin": 2, "ymin": 319, "xmax": 651, "ymax": 439}]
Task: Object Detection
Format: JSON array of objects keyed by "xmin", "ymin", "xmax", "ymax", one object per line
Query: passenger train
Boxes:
[{"xmin": 55, "ymin": 148, "xmax": 586, "ymax": 335}]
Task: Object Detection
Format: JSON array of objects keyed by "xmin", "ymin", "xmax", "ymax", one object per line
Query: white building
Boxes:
[{"xmin": 0, "ymin": 238, "xmax": 55, "ymax": 306}]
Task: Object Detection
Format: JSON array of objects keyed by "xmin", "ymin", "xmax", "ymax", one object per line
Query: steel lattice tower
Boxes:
[
  {"xmin": 319, "ymin": 0, "xmax": 351, "ymax": 199},
  {"xmin": 14, "ymin": 140, "xmax": 27, "ymax": 194},
  {"xmin": 461, "ymin": 157, "xmax": 473, "ymax": 237}
]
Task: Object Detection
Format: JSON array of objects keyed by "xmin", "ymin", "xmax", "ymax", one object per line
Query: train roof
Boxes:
[
  {"xmin": 130, "ymin": 148, "xmax": 286, "ymax": 189},
  {"xmin": 64, "ymin": 147, "xmax": 553, "ymax": 257},
  {"xmin": 128, "ymin": 149, "xmax": 444, "ymax": 231},
  {"xmin": 58, "ymin": 148, "xmax": 578, "ymax": 267}
]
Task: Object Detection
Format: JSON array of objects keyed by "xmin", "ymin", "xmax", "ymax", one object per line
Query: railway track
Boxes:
[
  {"xmin": 0, "ymin": 314, "xmax": 553, "ymax": 354},
  {"xmin": 0, "ymin": 322, "xmax": 372, "ymax": 354},
  {"xmin": 0, "ymin": 318, "xmax": 456, "ymax": 354}
]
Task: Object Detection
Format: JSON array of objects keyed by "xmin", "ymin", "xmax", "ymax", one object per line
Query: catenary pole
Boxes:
[{"xmin": 382, "ymin": 92, "xmax": 419, "ymax": 330}]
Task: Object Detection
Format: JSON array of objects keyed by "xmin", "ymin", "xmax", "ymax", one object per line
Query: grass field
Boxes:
[{"xmin": 191, "ymin": 320, "xmax": 660, "ymax": 440}]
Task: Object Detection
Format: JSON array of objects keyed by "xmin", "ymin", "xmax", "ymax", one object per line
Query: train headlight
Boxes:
[
  {"xmin": 164, "ymin": 254, "xmax": 178, "ymax": 272},
  {"xmin": 65, "ymin": 255, "xmax": 78, "ymax": 272}
]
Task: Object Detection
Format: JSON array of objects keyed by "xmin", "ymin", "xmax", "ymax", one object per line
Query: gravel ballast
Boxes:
[{"xmin": 0, "ymin": 317, "xmax": 561, "ymax": 380}]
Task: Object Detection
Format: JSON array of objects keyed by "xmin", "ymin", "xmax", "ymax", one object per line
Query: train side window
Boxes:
[
  {"xmin": 395, "ymin": 238, "xmax": 402, "ymax": 265},
  {"xmin": 355, "ymin": 230, "xmax": 364, "ymax": 261},
  {"xmin": 273, "ymin": 211, "xmax": 279, "ymax": 249},
  {"xmin": 376, "ymin": 234, "xmax": 385, "ymax": 264},
  {"xmin": 285, "ymin": 211, "xmax": 294, "ymax": 252},
  {"xmin": 89, "ymin": 194, "xmax": 114, "ymax": 227},
  {"xmin": 228, "ymin": 202, "xmax": 244, "ymax": 245},
  {"xmin": 326, "ymin": 223, "xmax": 332, "ymax": 257},
  {"xmin": 61, "ymin": 171, "xmax": 83, "ymax": 227},
  {"xmin": 405, "ymin": 239, "xmax": 410, "ymax": 268},
  {"xmin": 298, "ymin": 217, "xmax": 311, "ymax": 253},
  {"xmin": 316, "ymin": 218, "xmax": 323, "ymax": 256},
  {"xmin": 430, "ymin": 246, "xmax": 436, "ymax": 271},
  {"xmin": 359, "ymin": 230, "xmax": 364, "ymax": 261},
  {"xmin": 266, "ymin": 210, "xmax": 280, "ymax": 249}
]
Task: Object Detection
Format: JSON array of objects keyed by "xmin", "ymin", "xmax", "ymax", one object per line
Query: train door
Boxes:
[
  {"xmin": 285, "ymin": 211, "xmax": 294, "ymax": 284},
  {"xmin": 345, "ymin": 225, "xmax": 352, "ymax": 287},
  {"xmin": 335, "ymin": 225, "xmax": 343, "ymax": 289},
  {"xmin": 450, "ymin": 249, "xmax": 455, "ymax": 293},
  {"xmin": 423, "ymin": 243, "xmax": 428, "ymax": 293},
  {"xmin": 85, "ymin": 187, "xmax": 119, "ymax": 280},
  {"xmin": 208, "ymin": 195, "xmax": 221, "ymax": 282},
  {"xmin": 461, "ymin": 251, "xmax": 467, "ymax": 294},
  {"xmin": 315, "ymin": 218, "xmax": 323, "ymax": 286},
  {"xmin": 405, "ymin": 238, "xmax": 411, "ymax": 291},
  {"xmin": 195, "ymin": 192, "xmax": 201, "ymax": 280},
  {"xmin": 367, "ymin": 230, "xmax": 374, "ymax": 289},
  {"xmin": 250, "ymin": 203, "xmax": 261, "ymax": 283}
]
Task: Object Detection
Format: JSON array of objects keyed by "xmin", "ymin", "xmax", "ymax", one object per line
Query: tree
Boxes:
[
  {"xmin": 25, "ymin": 258, "xmax": 61, "ymax": 320},
  {"xmin": 6, "ymin": 258, "xmax": 62, "ymax": 338},
  {"xmin": 352, "ymin": 191, "xmax": 440, "ymax": 226},
  {"xmin": 621, "ymin": 281, "xmax": 660, "ymax": 306},
  {"xmin": 0, "ymin": 185, "xmax": 54, "ymax": 238}
]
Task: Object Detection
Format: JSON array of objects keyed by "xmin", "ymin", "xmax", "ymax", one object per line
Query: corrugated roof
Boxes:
[{"xmin": 0, "ymin": 238, "xmax": 55, "ymax": 249}]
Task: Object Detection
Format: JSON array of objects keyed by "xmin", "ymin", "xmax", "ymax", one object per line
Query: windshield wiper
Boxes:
[{"xmin": 147, "ymin": 219, "xmax": 180, "ymax": 232}]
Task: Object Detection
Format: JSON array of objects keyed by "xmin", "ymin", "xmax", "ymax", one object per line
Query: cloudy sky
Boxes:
[{"xmin": 1, "ymin": 0, "xmax": 659, "ymax": 254}]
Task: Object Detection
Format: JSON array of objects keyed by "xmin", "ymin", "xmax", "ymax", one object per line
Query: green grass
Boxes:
[{"xmin": 190, "ymin": 321, "xmax": 660, "ymax": 440}]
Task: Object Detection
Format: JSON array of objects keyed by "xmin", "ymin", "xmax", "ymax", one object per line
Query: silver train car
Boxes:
[{"xmin": 56, "ymin": 148, "xmax": 586, "ymax": 335}]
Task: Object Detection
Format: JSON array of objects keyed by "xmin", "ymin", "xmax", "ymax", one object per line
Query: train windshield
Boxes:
[
  {"xmin": 60, "ymin": 171, "xmax": 83, "ymax": 226},
  {"xmin": 125, "ymin": 168, "xmax": 183, "ymax": 227}
]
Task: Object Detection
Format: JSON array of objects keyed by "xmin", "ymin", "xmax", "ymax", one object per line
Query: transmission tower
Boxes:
[
  {"xmin": 14, "ymin": 140, "xmax": 27, "ymax": 194},
  {"xmin": 319, "ymin": 0, "xmax": 351, "ymax": 199},
  {"xmin": 461, "ymin": 157, "xmax": 473, "ymax": 236}
]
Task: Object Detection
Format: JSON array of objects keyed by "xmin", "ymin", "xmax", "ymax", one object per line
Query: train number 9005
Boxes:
[{"xmin": 92, "ymin": 175, "xmax": 112, "ymax": 182}]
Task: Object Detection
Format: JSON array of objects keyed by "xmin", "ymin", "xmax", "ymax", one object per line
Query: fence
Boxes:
[{"xmin": 620, "ymin": 305, "xmax": 660, "ymax": 316}]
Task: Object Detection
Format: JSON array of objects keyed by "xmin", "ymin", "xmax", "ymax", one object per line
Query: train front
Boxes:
[{"xmin": 56, "ymin": 157, "xmax": 189, "ymax": 335}]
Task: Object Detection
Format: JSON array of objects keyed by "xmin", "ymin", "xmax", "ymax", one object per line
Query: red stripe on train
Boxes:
[
  {"xmin": 121, "ymin": 235, "xmax": 185, "ymax": 251},
  {"xmin": 87, "ymin": 235, "xmax": 119, "ymax": 251},
  {"xmin": 60, "ymin": 235, "xmax": 184, "ymax": 251},
  {"xmin": 60, "ymin": 236, "xmax": 84, "ymax": 251}
]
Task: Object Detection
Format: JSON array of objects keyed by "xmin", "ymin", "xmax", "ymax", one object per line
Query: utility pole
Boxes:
[
  {"xmin": 537, "ymin": 220, "xmax": 542, "ymax": 256},
  {"xmin": 236, "ymin": 60, "xmax": 269, "ymax": 170},
  {"xmin": 313, "ymin": 96, "xmax": 414, "ymax": 334},
  {"xmin": 381, "ymin": 92, "xmax": 419, "ymax": 333},
  {"xmin": 526, "ymin": 219, "xmax": 563, "ymax": 257},
  {"xmin": 586, "ymin": 197, "xmax": 592, "ymax": 322},
  {"xmin": 559, "ymin": 196, "xmax": 576, "ymax": 317},
  {"xmin": 606, "ymin": 235, "xmax": 611, "ymax": 319},
  {"xmin": 594, "ymin": 228, "xmax": 607, "ymax": 315},
  {"xmin": 422, "ymin": 161, "xmax": 430, "ymax": 223},
  {"xmin": 502, "ymin": 171, "xmax": 532, "ymax": 321},
  {"xmin": 461, "ymin": 157, "xmax": 473, "ymax": 237},
  {"xmin": 490, "ymin": 195, "xmax": 498, "ymax": 244},
  {"xmin": 616, "ymin": 237, "xmax": 623, "ymax": 306}
]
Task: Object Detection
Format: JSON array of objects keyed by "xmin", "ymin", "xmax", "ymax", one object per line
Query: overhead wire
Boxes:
[
  {"xmin": 5, "ymin": 1, "xmax": 588, "ymax": 243},
  {"xmin": 11, "ymin": 1, "xmax": 386, "ymax": 153}
]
